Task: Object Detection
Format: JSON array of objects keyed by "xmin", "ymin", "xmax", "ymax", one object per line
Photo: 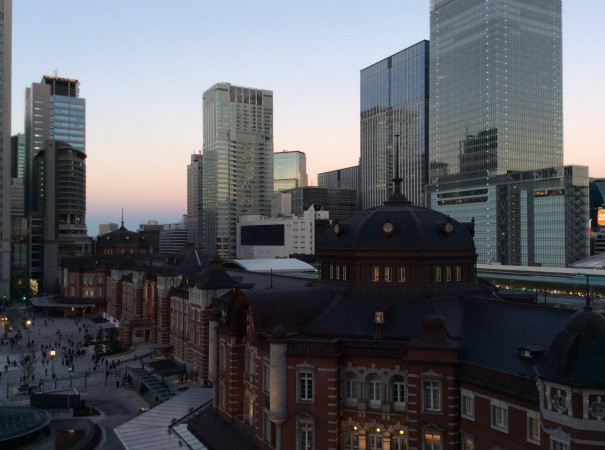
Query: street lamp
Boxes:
[
  {"xmin": 25, "ymin": 319, "xmax": 31, "ymax": 346},
  {"xmin": 50, "ymin": 348, "xmax": 56, "ymax": 377}
]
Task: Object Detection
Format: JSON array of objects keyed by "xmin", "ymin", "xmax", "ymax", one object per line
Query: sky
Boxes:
[{"xmin": 11, "ymin": 1, "xmax": 605, "ymax": 235}]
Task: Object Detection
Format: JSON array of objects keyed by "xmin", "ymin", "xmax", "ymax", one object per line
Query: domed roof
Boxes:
[
  {"xmin": 537, "ymin": 304, "xmax": 605, "ymax": 388},
  {"xmin": 99, "ymin": 224, "xmax": 145, "ymax": 245},
  {"xmin": 321, "ymin": 195, "xmax": 475, "ymax": 253}
]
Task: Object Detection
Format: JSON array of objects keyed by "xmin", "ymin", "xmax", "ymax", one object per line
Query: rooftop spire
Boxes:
[{"xmin": 385, "ymin": 133, "xmax": 411, "ymax": 205}]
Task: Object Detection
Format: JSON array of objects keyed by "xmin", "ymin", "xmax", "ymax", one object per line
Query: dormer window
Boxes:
[
  {"xmin": 385, "ymin": 267, "xmax": 393, "ymax": 282},
  {"xmin": 375, "ymin": 310, "xmax": 385, "ymax": 324},
  {"xmin": 434, "ymin": 266, "xmax": 442, "ymax": 283},
  {"xmin": 372, "ymin": 266, "xmax": 380, "ymax": 282},
  {"xmin": 398, "ymin": 266, "xmax": 406, "ymax": 283}
]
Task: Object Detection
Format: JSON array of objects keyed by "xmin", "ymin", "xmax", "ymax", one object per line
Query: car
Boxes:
[{"xmin": 137, "ymin": 407, "xmax": 149, "ymax": 414}]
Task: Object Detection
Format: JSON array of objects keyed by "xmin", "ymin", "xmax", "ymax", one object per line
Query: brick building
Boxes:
[{"xmin": 202, "ymin": 183, "xmax": 605, "ymax": 449}]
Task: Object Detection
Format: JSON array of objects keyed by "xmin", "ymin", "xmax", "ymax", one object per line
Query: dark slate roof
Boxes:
[
  {"xmin": 537, "ymin": 306, "xmax": 605, "ymax": 387},
  {"xmin": 225, "ymin": 269, "xmax": 314, "ymax": 290},
  {"xmin": 194, "ymin": 259, "xmax": 238, "ymax": 290},
  {"xmin": 462, "ymin": 299, "xmax": 573, "ymax": 379},
  {"xmin": 235, "ymin": 287, "xmax": 335, "ymax": 334},
  {"xmin": 321, "ymin": 200, "xmax": 475, "ymax": 252},
  {"xmin": 97, "ymin": 225, "xmax": 146, "ymax": 245},
  {"xmin": 0, "ymin": 406, "xmax": 51, "ymax": 441},
  {"xmin": 187, "ymin": 404, "xmax": 260, "ymax": 450}
]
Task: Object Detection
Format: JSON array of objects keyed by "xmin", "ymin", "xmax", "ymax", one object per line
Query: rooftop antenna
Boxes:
[
  {"xmin": 53, "ymin": 68, "xmax": 58, "ymax": 77},
  {"xmin": 121, "ymin": 208, "xmax": 125, "ymax": 229}
]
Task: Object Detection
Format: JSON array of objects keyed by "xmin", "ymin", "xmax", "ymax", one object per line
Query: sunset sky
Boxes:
[{"xmin": 11, "ymin": 1, "xmax": 605, "ymax": 234}]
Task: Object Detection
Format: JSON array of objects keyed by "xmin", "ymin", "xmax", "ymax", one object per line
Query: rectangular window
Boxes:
[
  {"xmin": 455, "ymin": 265, "xmax": 462, "ymax": 281},
  {"xmin": 392, "ymin": 436, "xmax": 406, "ymax": 450},
  {"xmin": 423, "ymin": 380, "xmax": 441, "ymax": 412},
  {"xmin": 219, "ymin": 342, "xmax": 226, "ymax": 369},
  {"xmin": 461, "ymin": 432, "xmax": 474, "ymax": 450},
  {"xmin": 491, "ymin": 401, "xmax": 508, "ymax": 432},
  {"xmin": 345, "ymin": 375, "xmax": 357, "ymax": 403},
  {"xmin": 385, "ymin": 267, "xmax": 393, "ymax": 282},
  {"xmin": 344, "ymin": 432, "xmax": 359, "ymax": 449},
  {"xmin": 434, "ymin": 266, "xmax": 442, "ymax": 283},
  {"xmin": 527, "ymin": 411, "xmax": 540, "ymax": 444},
  {"xmin": 336, "ymin": 265, "xmax": 340, "ymax": 280},
  {"xmin": 392, "ymin": 376, "xmax": 406, "ymax": 407},
  {"xmin": 298, "ymin": 422, "xmax": 314, "ymax": 450},
  {"xmin": 329, "ymin": 264, "xmax": 334, "ymax": 279},
  {"xmin": 375, "ymin": 311, "xmax": 385, "ymax": 324},
  {"xmin": 424, "ymin": 432, "xmax": 442, "ymax": 450},
  {"xmin": 398, "ymin": 266, "xmax": 406, "ymax": 283},
  {"xmin": 461, "ymin": 390, "xmax": 474, "ymax": 420},
  {"xmin": 552, "ymin": 441, "xmax": 569, "ymax": 450},
  {"xmin": 342, "ymin": 265, "xmax": 347, "ymax": 281},
  {"xmin": 445, "ymin": 266, "xmax": 451, "ymax": 282},
  {"xmin": 372, "ymin": 266, "xmax": 380, "ymax": 282},
  {"xmin": 299, "ymin": 371, "xmax": 314, "ymax": 401},
  {"xmin": 263, "ymin": 363, "xmax": 270, "ymax": 394},
  {"xmin": 262, "ymin": 409, "xmax": 272, "ymax": 442},
  {"xmin": 369, "ymin": 434, "xmax": 382, "ymax": 450},
  {"xmin": 219, "ymin": 379, "xmax": 226, "ymax": 410}
]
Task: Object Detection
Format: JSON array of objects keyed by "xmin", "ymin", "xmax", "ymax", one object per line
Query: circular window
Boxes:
[
  {"xmin": 590, "ymin": 401, "xmax": 605, "ymax": 418},
  {"xmin": 552, "ymin": 395, "xmax": 567, "ymax": 412},
  {"xmin": 381, "ymin": 220, "xmax": 395, "ymax": 236}
]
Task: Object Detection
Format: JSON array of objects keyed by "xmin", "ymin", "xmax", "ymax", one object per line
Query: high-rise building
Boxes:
[
  {"xmin": 98, "ymin": 223, "xmax": 119, "ymax": 236},
  {"xmin": 274, "ymin": 150, "xmax": 308, "ymax": 192},
  {"xmin": 318, "ymin": 165, "xmax": 359, "ymax": 190},
  {"xmin": 11, "ymin": 133, "xmax": 25, "ymax": 180},
  {"xmin": 187, "ymin": 152, "xmax": 204, "ymax": 251},
  {"xmin": 31, "ymin": 140, "xmax": 90, "ymax": 293},
  {"xmin": 426, "ymin": 0, "xmax": 586, "ymax": 267},
  {"xmin": 360, "ymin": 40, "xmax": 429, "ymax": 209},
  {"xmin": 0, "ymin": 1, "xmax": 11, "ymax": 298},
  {"xmin": 25, "ymin": 76, "xmax": 87, "ymax": 290},
  {"xmin": 202, "ymin": 83, "xmax": 273, "ymax": 258}
]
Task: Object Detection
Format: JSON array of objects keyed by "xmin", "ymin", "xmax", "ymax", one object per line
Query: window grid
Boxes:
[
  {"xmin": 299, "ymin": 371, "xmax": 314, "ymax": 401},
  {"xmin": 423, "ymin": 380, "xmax": 441, "ymax": 412}
]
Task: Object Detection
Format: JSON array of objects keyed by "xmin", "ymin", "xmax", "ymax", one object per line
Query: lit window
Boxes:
[
  {"xmin": 372, "ymin": 266, "xmax": 380, "ymax": 282},
  {"xmin": 461, "ymin": 389, "xmax": 474, "ymax": 420},
  {"xmin": 461, "ymin": 432, "xmax": 474, "ymax": 450},
  {"xmin": 299, "ymin": 371, "xmax": 314, "ymax": 401},
  {"xmin": 367, "ymin": 374, "xmax": 382, "ymax": 409},
  {"xmin": 392, "ymin": 375, "xmax": 406, "ymax": 408},
  {"xmin": 527, "ymin": 411, "xmax": 540, "ymax": 444},
  {"xmin": 375, "ymin": 311, "xmax": 385, "ymax": 324},
  {"xmin": 423, "ymin": 380, "xmax": 441, "ymax": 412},
  {"xmin": 398, "ymin": 266, "xmax": 406, "ymax": 283},
  {"xmin": 298, "ymin": 420, "xmax": 314, "ymax": 450},
  {"xmin": 385, "ymin": 267, "xmax": 393, "ymax": 282},
  {"xmin": 423, "ymin": 431, "xmax": 442, "ymax": 450},
  {"xmin": 491, "ymin": 400, "xmax": 508, "ymax": 432}
]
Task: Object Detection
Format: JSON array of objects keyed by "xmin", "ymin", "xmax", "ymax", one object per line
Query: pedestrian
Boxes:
[{"xmin": 116, "ymin": 380, "xmax": 119, "ymax": 389}]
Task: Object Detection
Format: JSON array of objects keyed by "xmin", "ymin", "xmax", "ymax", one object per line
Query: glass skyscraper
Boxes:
[
  {"xmin": 427, "ymin": 0, "xmax": 588, "ymax": 267},
  {"xmin": 274, "ymin": 150, "xmax": 308, "ymax": 192},
  {"xmin": 429, "ymin": 0, "xmax": 562, "ymax": 188},
  {"xmin": 360, "ymin": 40, "xmax": 429, "ymax": 209},
  {"xmin": 202, "ymin": 83, "xmax": 273, "ymax": 258}
]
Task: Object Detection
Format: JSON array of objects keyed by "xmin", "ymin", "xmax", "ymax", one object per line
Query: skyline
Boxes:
[{"xmin": 11, "ymin": 1, "xmax": 605, "ymax": 234}]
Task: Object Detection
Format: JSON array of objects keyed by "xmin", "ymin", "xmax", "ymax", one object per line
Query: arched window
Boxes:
[{"xmin": 367, "ymin": 374, "xmax": 382, "ymax": 409}]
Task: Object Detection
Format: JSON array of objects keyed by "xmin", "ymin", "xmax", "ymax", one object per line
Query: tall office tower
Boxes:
[
  {"xmin": 360, "ymin": 40, "xmax": 429, "ymax": 210},
  {"xmin": 187, "ymin": 152, "xmax": 204, "ymax": 251},
  {"xmin": 11, "ymin": 133, "xmax": 25, "ymax": 180},
  {"xmin": 30, "ymin": 140, "xmax": 90, "ymax": 293},
  {"xmin": 318, "ymin": 165, "xmax": 359, "ymax": 190},
  {"xmin": 274, "ymin": 150, "xmax": 308, "ymax": 192},
  {"xmin": 98, "ymin": 222, "xmax": 119, "ymax": 235},
  {"xmin": 426, "ymin": 0, "xmax": 584, "ymax": 267},
  {"xmin": 0, "ymin": 1, "xmax": 11, "ymax": 299},
  {"xmin": 202, "ymin": 83, "xmax": 273, "ymax": 258},
  {"xmin": 25, "ymin": 76, "xmax": 86, "ymax": 289}
]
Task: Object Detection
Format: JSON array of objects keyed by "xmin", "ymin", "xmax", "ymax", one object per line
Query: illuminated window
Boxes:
[
  {"xmin": 461, "ymin": 432, "xmax": 474, "ymax": 450},
  {"xmin": 372, "ymin": 266, "xmax": 380, "ymax": 282},
  {"xmin": 423, "ymin": 431, "xmax": 442, "ymax": 450},
  {"xmin": 375, "ymin": 311, "xmax": 385, "ymax": 324},
  {"xmin": 298, "ymin": 420, "xmax": 314, "ymax": 450},
  {"xmin": 385, "ymin": 267, "xmax": 393, "ymax": 282}
]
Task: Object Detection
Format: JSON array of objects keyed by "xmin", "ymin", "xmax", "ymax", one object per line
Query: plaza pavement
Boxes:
[{"xmin": 0, "ymin": 304, "xmax": 163, "ymax": 403}]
